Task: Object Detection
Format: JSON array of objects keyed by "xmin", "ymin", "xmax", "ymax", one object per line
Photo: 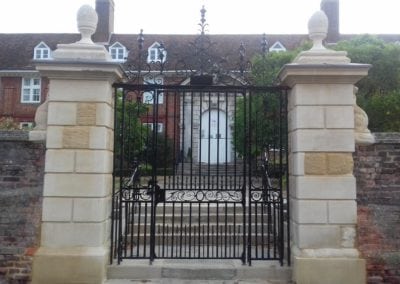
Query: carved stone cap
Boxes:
[
  {"xmin": 51, "ymin": 5, "xmax": 112, "ymax": 62},
  {"xmin": 77, "ymin": 5, "xmax": 98, "ymax": 44},
  {"xmin": 308, "ymin": 10, "xmax": 328, "ymax": 51},
  {"xmin": 292, "ymin": 10, "xmax": 350, "ymax": 64}
]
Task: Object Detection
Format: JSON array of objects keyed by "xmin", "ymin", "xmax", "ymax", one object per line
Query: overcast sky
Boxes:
[{"xmin": 0, "ymin": 0, "xmax": 399, "ymax": 34}]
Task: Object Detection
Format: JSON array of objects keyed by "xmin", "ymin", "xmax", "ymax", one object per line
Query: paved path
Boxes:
[{"xmin": 105, "ymin": 279, "xmax": 288, "ymax": 283}]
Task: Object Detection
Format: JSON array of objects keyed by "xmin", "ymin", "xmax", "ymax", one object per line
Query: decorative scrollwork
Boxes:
[
  {"xmin": 121, "ymin": 6, "xmax": 264, "ymax": 86},
  {"xmin": 121, "ymin": 187, "xmax": 151, "ymax": 201},
  {"xmin": 167, "ymin": 190, "xmax": 242, "ymax": 202}
]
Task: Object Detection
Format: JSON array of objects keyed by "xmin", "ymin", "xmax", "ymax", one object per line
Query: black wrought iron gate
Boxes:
[{"xmin": 111, "ymin": 83, "xmax": 289, "ymax": 265}]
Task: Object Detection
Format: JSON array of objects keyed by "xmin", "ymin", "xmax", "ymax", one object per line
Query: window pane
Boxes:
[
  {"xmin": 23, "ymin": 78, "xmax": 31, "ymax": 86},
  {"xmin": 33, "ymin": 79, "xmax": 40, "ymax": 85}
]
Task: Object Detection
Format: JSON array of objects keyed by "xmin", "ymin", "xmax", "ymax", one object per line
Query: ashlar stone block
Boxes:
[
  {"xmin": 289, "ymin": 152, "xmax": 305, "ymax": 176},
  {"xmin": 304, "ymin": 152, "xmax": 354, "ymax": 175},
  {"xmin": 75, "ymin": 150, "xmax": 113, "ymax": 173},
  {"xmin": 89, "ymin": 127, "xmax": 112, "ymax": 150},
  {"xmin": 294, "ymin": 224, "xmax": 341, "ymax": 248},
  {"xmin": 304, "ymin": 152, "xmax": 327, "ymax": 175},
  {"xmin": 328, "ymin": 200, "xmax": 357, "ymax": 224},
  {"xmin": 291, "ymin": 199, "xmax": 328, "ymax": 224},
  {"xmin": 43, "ymin": 173, "xmax": 112, "ymax": 197},
  {"xmin": 77, "ymin": 103, "xmax": 97, "ymax": 125},
  {"xmin": 73, "ymin": 197, "xmax": 109, "ymax": 222},
  {"xmin": 45, "ymin": 149, "xmax": 75, "ymax": 173},
  {"xmin": 49, "ymin": 80, "xmax": 113, "ymax": 104},
  {"xmin": 62, "ymin": 126, "xmax": 90, "ymax": 149},
  {"xmin": 96, "ymin": 102, "xmax": 113, "ymax": 128},
  {"xmin": 42, "ymin": 197, "xmax": 72, "ymax": 222},
  {"xmin": 291, "ymin": 129, "xmax": 355, "ymax": 152},
  {"xmin": 41, "ymin": 222, "xmax": 107, "ymax": 247},
  {"xmin": 291, "ymin": 84, "xmax": 354, "ymax": 106},
  {"xmin": 46, "ymin": 126, "xmax": 63, "ymax": 148},
  {"xmin": 325, "ymin": 106, "xmax": 355, "ymax": 129},
  {"xmin": 292, "ymin": 176, "xmax": 356, "ymax": 199},
  {"xmin": 47, "ymin": 102, "xmax": 77, "ymax": 125},
  {"xmin": 289, "ymin": 106, "xmax": 324, "ymax": 131},
  {"xmin": 326, "ymin": 153, "xmax": 354, "ymax": 175}
]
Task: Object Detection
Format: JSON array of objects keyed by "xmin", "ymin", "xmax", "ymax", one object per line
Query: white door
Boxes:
[{"xmin": 200, "ymin": 110, "xmax": 230, "ymax": 164}]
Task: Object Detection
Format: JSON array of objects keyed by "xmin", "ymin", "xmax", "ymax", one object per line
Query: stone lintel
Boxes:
[{"xmin": 278, "ymin": 63, "xmax": 370, "ymax": 88}]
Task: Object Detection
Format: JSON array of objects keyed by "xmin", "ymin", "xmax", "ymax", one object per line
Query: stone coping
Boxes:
[
  {"xmin": 373, "ymin": 133, "xmax": 400, "ymax": 144},
  {"xmin": 0, "ymin": 130, "xmax": 46, "ymax": 142},
  {"xmin": 0, "ymin": 130, "xmax": 29, "ymax": 141}
]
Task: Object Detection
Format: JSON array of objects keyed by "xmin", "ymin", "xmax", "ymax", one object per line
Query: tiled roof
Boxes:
[
  {"xmin": 109, "ymin": 33, "xmax": 309, "ymax": 70},
  {"xmin": 2, "ymin": 32, "xmax": 400, "ymax": 72},
  {"xmin": 0, "ymin": 33, "xmax": 80, "ymax": 70},
  {"xmin": 0, "ymin": 33, "xmax": 308, "ymax": 71}
]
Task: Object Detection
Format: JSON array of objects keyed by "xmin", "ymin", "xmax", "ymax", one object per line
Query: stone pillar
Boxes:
[
  {"xmin": 278, "ymin": 11, "xmax": 370, "ymax": 284},
  {"xmin": 31, "ymin": 5, "xmax": 123, "ymax": 284}
]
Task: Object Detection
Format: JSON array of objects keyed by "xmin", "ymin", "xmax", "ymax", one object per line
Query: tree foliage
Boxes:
[
  {"xmin": 334, "ymin": 35, "xmax": 400, "ymax": 97},
  {"xmin": 334, "ymin": 35, "xmax": 400, "ymax": 131},
  {"xmin": 232, "ymin": 47, "xmax": 307, "ymax": 158}
]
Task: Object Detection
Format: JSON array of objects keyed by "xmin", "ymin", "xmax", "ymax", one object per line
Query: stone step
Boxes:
[{"xmin": 107, "ymin": 259, "xmax": 291, "ymax": 283}]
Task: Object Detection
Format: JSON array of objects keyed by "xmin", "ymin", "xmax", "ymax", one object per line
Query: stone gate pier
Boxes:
[
  {"xmin": 278, "ymin": 11, "xmax": 370, "ymax": 284},
  {"xmin": 31, "ymin": 5, "xmax": 123, "ymax": 283}
]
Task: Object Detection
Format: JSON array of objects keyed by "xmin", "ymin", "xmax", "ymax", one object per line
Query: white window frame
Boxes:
[
  {"xmin": 147, "ymin": 42, "xmax": 167, "ymax": 63},
  {"xmin": 21, "ymin": 77, "xmax": 41, "ymax": 103},
  {"xmin": 109, "ymin": 42, "xmax": 127, "ymax": 62},
  {"xmin": 33, "ymin": 42, "xmax": 51, "ymax": 60},
  {"xmin": 143, "ymin": 76, "xmax": 164, "ymax": 104},
  {"xmin": 19, "ymin": 122, "xmax": 34, "ymax": 129},
  {"xmin": 269, "ymin": 41, "xmax": 287, "ymax": 52},
  {"xmin": 143, "ymin": 122, "xmax": 164, "ymax": 133}
]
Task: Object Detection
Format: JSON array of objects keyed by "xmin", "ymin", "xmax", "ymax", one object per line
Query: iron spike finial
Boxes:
[{"xmin": 200, "ymin": 6, "xmax": 207, "ymax": 35}]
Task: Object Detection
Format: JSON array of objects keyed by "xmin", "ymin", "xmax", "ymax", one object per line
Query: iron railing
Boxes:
[{"xmin": 111, "ymin": 83, "xmax": 289, "ymax": 265}]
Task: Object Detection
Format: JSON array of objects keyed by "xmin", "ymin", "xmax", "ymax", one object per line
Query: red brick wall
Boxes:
[
  {"xmin": 0, "ymin": 131, "xmax": 45, "ymax": 283},
  {"xmin": 354, "ymin": 133, "xmax": 400, "ymax": 284},
  {"xmin": 0, "ymin": 77, "xmax": 49, "ymax": 123}
]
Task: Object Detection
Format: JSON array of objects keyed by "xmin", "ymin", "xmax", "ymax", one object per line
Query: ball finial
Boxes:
[
  {"xmin": 77, "ymin": 5, "xmax": 98, "ymax": 44},
  {"xmin": 308, "ymin": 10, "xmax": 329, "ymax": 50}
]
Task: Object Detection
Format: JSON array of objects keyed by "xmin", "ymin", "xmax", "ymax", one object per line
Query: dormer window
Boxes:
[
  {"xmin": 147, "ymin": 42, "xmax": 167, "ymax": 63},
  {"xmin": 109, "ymin": 42, "xmax": 127, "ymax": 62},
  {"xmin": 34, "ymin": 42, "xmax": 51, "ymax": 60},
  {"xmin": 269, "ymin": 41, "xmax": 286, "ymax": 52}
]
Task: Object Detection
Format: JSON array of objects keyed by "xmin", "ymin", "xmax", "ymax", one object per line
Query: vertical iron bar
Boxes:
[
  {"xmin": 136, "ymin": 202, "xmax": 141, "ymax": 257},
  {"xmin": 189, "ymin": 203, "xmax": 193, "ymax": 258},
  {"xmin": 171, "ymin": 203, "xmax": 175, "ymax": 257},
  {"xmin": 110, "ymin": 86, "xmax": 118, "ymax": 264},
  {"xmin": 180, "ymin": 203, "xmax": 184, "ymax": 257},
  {"xmin": 285, "ymin": 89, "xmax": 291, "ymax": 266},
  {"xmin": 247, "ymin": 89, "xmax": 253, "ymax": 265},
  {"xmin": 242, "ymin": 90, "xmax": 247, "ymax": 265},
  {"xmin": 117, "ymin": 89, "xmax": 127, "ymax": 264},
  {"xmin": 190, "ymin": 91, "xmax": 194, "ymax": 190}
]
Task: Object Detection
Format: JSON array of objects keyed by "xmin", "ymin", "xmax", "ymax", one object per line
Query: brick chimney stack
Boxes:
[
  {"xmin": 93, "ymin": 0, "xmax": 114, "ymax": 43},
  {"xmin": 320, "ymin": 0, "xmax": 339, "ymax": 43}
]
